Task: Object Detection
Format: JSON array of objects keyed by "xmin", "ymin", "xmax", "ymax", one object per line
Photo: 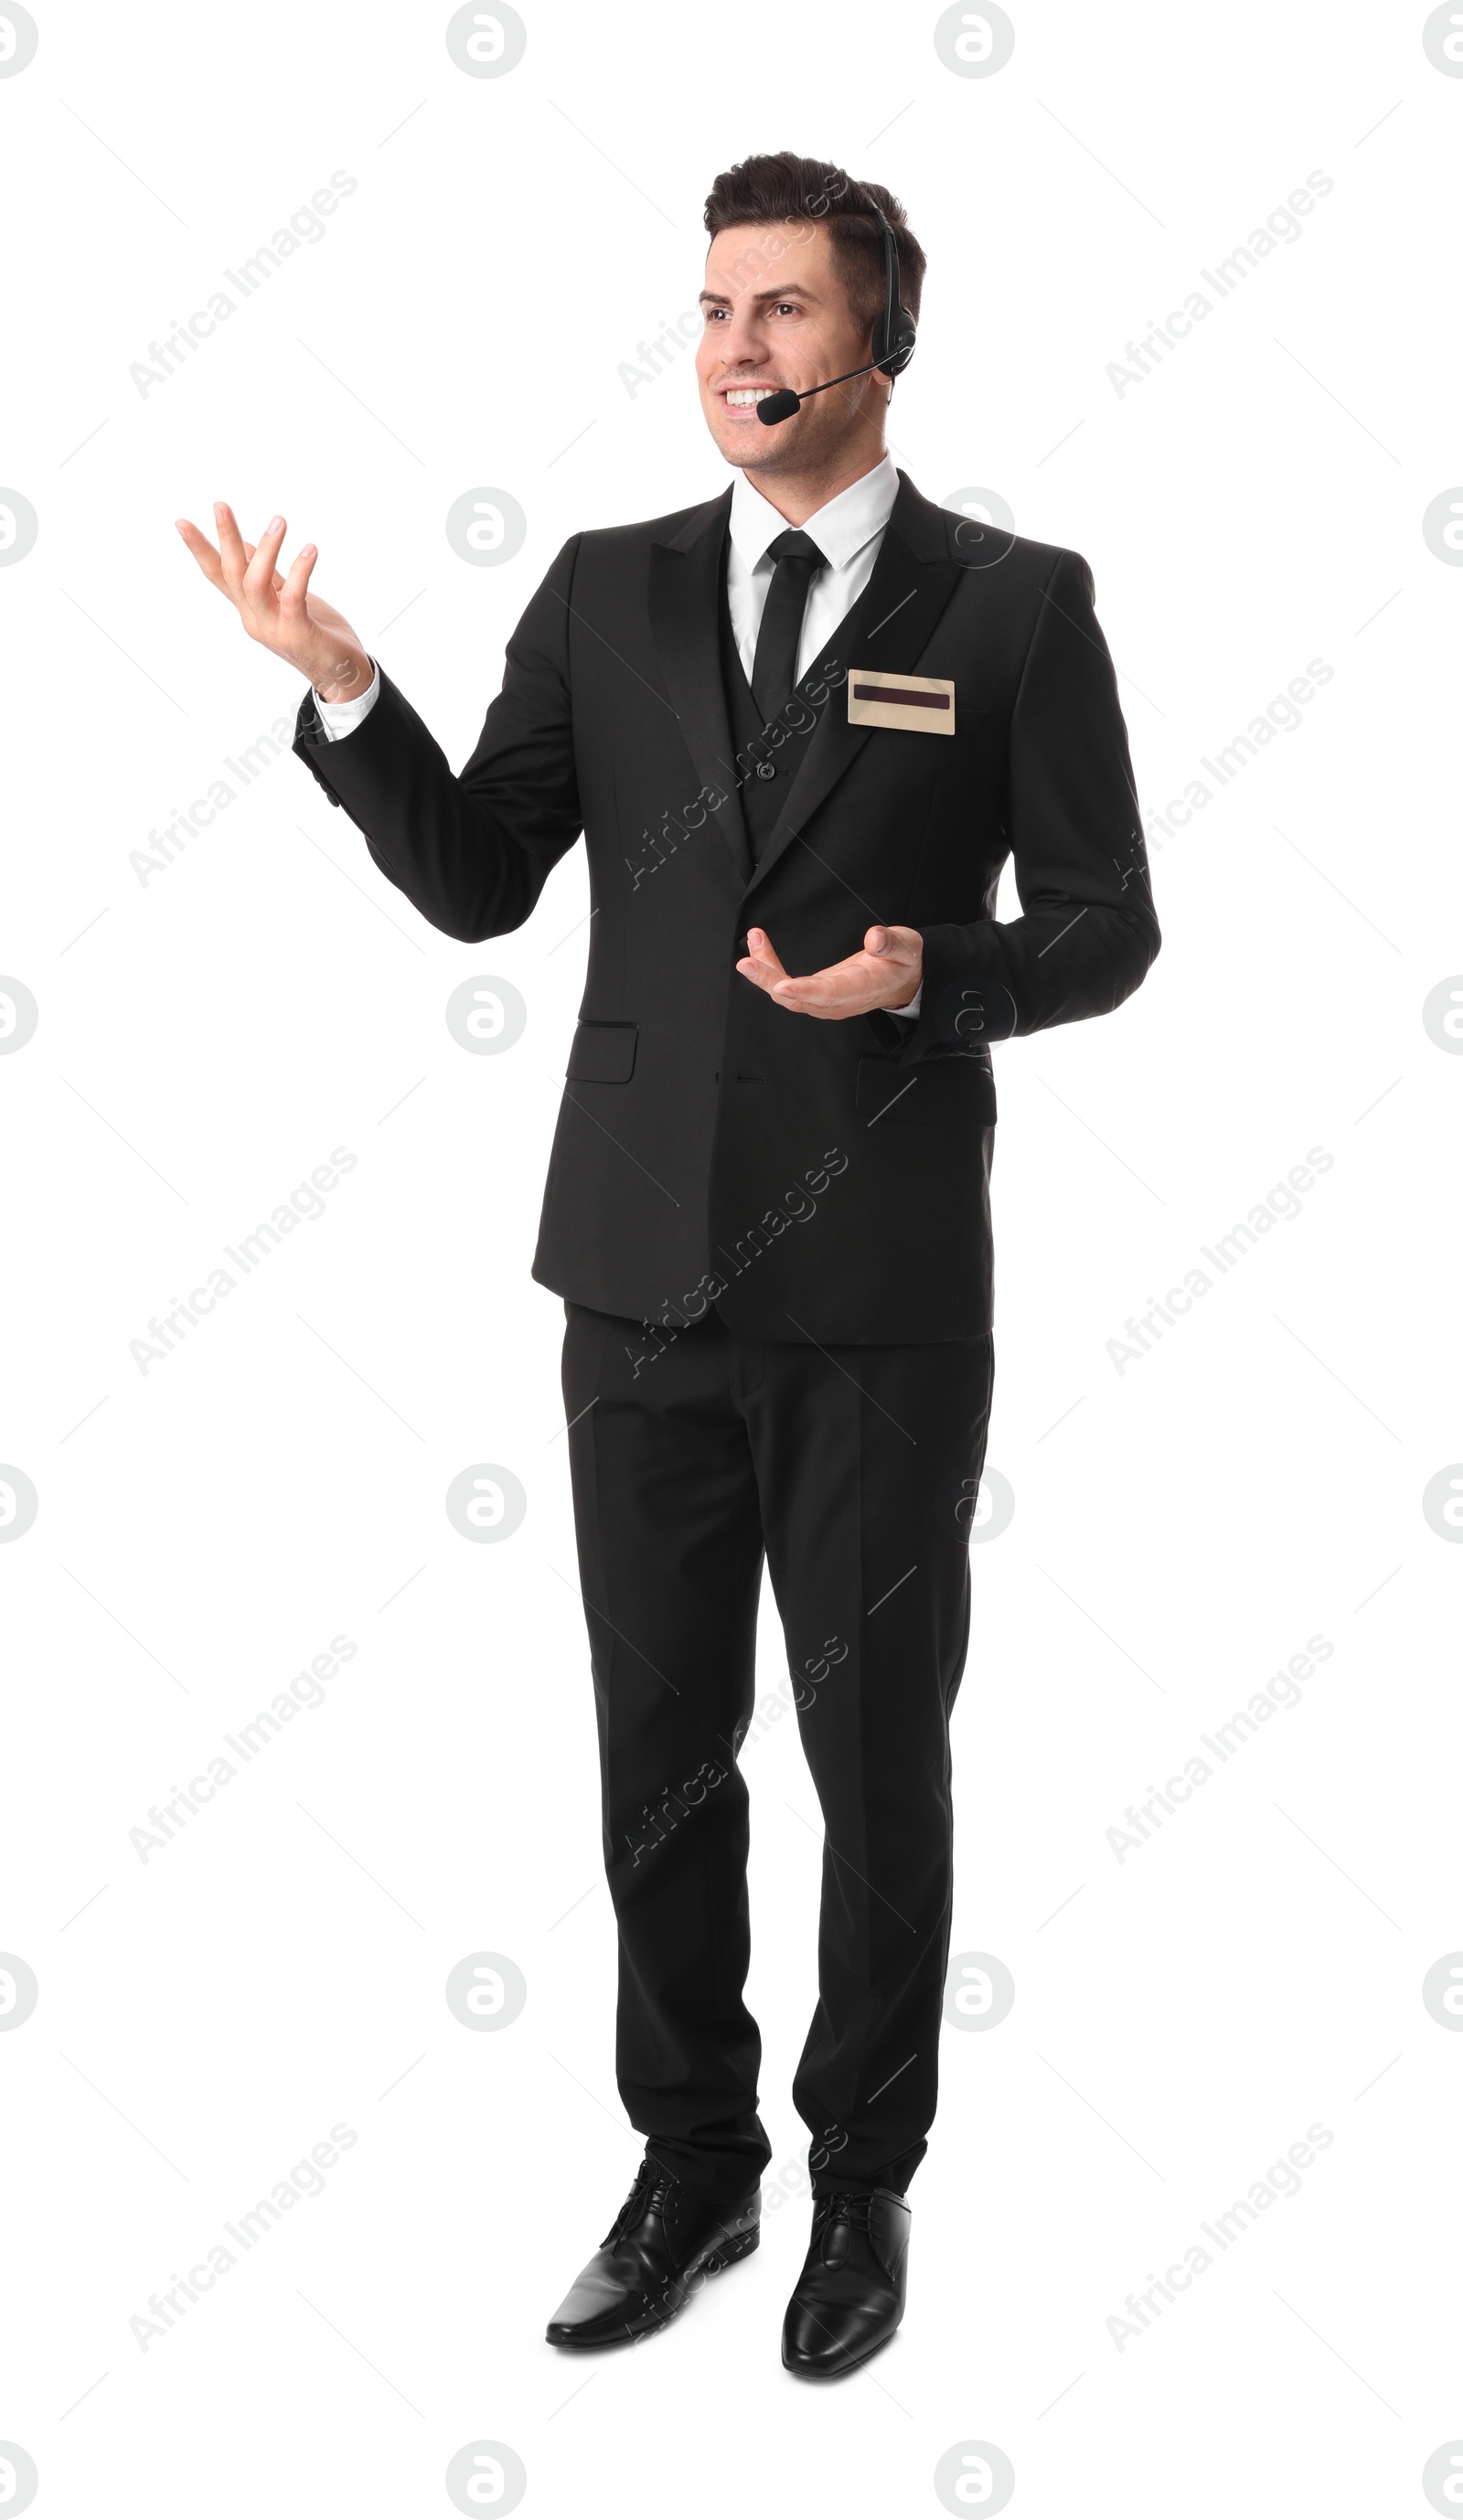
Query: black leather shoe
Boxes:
[
  {"xmin": 781, "ymin": 2187, "xmax": 911, "ymax": 2378},
  {"xmin": 546, "ymin": 2154, "xmax": 761, "ymax": 2349}
]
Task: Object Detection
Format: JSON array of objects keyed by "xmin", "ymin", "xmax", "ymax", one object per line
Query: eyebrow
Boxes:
[{"xmin": 697, "ymin": 284, "xmax": 821, "ymax": 308}]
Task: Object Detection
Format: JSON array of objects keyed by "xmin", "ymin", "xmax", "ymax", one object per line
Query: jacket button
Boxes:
[{"xmin": 756, "ymin": 760, "xmax": 776, "ymax": 780}]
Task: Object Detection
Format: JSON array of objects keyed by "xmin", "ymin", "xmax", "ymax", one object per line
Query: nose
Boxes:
[{"xmin": 718, "ymin": 300, "xmax": 770, "ymax": 371}]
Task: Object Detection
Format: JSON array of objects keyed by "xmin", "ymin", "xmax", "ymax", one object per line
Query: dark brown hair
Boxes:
[{"xmin": 703, "ymin": 152, "xmax": 925, "ymax": 335}]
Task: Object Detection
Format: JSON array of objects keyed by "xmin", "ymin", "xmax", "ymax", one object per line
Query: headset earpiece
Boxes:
[{"xmin": 870, "ymin": 202, "xmax": 917, "ymax": 379}]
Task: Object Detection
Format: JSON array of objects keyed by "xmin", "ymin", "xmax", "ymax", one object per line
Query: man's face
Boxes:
[{"xmin": 695, "ymin": 221, "xmax": 889, "ymax": 478}]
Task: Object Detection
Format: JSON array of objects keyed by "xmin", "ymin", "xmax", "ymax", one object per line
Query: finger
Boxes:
[
  {"xmin": 864, "ymin": 924, "xmax": 925, "ymax": 963},
  {"xmin": 242, "ymin": 514, "xmax": 287, "ymax": 601},
  {"xmin": 736, "ymin": 926, "xmax": 788, "ymax": 981},
  {"xmin": 277, "ymin": 540, "xmax": 318, "ymax": 619},
  {"xmin": 240, "ymin": 541, "xmax": 288, "ymax": 595},
  {"xmin": 745, "ymin": 925, "xmax": 782, "ymax": 963},
  {"xmin": 175, "ymin": 520, "xmax": 226, "ymax": 589},
  {"xmin": 213, "ymin": 502, "xmax": 249, "ymax": 582}
]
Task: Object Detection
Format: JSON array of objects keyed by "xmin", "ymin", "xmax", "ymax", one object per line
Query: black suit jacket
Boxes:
[{"xmin": 294, "ymin": 472, "xmax": 1159, "ymax": 1341}]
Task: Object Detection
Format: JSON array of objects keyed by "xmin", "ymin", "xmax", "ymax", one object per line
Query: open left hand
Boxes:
[
  {"xmin": 175, "ymin": 505, "xmax": 372, "ymax": 704},
  {"xmin": 736, "ymin": 924, "xmax": 923, "ymax": 1020}
]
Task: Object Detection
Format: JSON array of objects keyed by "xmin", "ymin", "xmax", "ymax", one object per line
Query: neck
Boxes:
[{"xmin": 741, "ymin": 442, "xmax": 889, "ymax": 529}]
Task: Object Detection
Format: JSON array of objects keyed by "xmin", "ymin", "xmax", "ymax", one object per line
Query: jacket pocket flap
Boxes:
[{"xmin": 567, "ymin": 1020, "xmax": 638, "ymax": 1084}]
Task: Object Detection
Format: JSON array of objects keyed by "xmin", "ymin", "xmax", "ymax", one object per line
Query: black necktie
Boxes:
[{"xmin": 750, "ymin": 529, "xmax": 827, "ymax": 725}]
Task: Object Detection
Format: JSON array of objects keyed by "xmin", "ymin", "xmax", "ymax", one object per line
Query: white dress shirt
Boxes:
[
  {"xmin": 312, "ymin": 447, "xmax": 920, "ymax": 1009},
  {"xmin": 724, "ymin": 449, "xmax": 899, "ymax": 687}
]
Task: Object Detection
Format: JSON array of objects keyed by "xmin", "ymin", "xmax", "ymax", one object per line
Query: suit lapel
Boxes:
[
  {"xmin": 646, "ymin": 487, "xmax": 752, "ymax": 882},
  {"xmin": 747, "ymin": 473, "xmax": 964, "ymax": 893}
]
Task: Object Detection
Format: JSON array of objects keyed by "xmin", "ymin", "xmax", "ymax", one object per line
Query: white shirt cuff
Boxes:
[
  {"xmin": 314, "ymin": 662, "xmax": 380, "ymax": 741},
  {"xmin": 890, "ymin": 982, "xmax": 923, "ymax": 1020}
]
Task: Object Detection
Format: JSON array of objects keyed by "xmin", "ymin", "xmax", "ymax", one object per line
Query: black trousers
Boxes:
[{"xmin": 561, "ymin": 1302, "xmax": 994, "ymax": 2203}]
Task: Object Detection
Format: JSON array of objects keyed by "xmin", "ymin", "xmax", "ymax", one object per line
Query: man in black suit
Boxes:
[{"xmin": 178, "ymin": 152, "xmax": 1159, "ymax": 2377}]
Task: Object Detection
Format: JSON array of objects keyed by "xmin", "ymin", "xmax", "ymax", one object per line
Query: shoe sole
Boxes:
[{"xmin": 547, "ymin": 2220, "xmax": 760, "ymax": 2351}]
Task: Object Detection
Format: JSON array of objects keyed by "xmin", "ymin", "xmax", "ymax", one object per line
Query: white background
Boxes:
[{"xmin": 3, "ymin": 2, "xmax": 1461, "ymax": 2514}]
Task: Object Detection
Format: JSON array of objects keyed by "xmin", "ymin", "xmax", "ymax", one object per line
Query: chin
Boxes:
[
  {"xmin": 730, "ymin": 436, "xmax": 787, "ymax": 469},
  {"xmin": 708, "ymin": 432, "xmax": 766, "ymax": 472},
  {"xmin": 710, "ymin": 418, "xmax": 798, "ymax": 470}
]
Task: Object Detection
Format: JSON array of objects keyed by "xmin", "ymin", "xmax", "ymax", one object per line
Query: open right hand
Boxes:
[{"xmin": 175, "ymin": 502, "xmax": 373, "ymax": 704}]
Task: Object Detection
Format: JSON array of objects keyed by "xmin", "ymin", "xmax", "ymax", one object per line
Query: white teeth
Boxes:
[{"xmin": 725, "ymin": 387, "xmax": 774, "ymax": 406}]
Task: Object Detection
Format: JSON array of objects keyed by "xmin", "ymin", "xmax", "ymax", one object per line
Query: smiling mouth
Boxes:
[{"xmin": 721, "ymin": 385, "xmax": 781, "ymax": 409}]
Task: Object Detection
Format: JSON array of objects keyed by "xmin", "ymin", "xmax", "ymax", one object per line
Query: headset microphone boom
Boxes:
[{"xmin": 755, "ymin": 198, "xmax": 917, "ymax": 425}]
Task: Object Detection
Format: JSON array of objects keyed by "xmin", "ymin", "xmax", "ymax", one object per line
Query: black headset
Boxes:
[
  {"xmin": 870, "ymin": 200, "xmax": 918, "ymax": 379},
  {"xmin": 755, "ymin": 194, "xmax": 917, "ymax": 425}
]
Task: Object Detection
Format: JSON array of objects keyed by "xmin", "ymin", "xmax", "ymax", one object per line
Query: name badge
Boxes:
[{"xmin": 848, "ymin": 668, "xmax": 956, "ymax": 734}]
